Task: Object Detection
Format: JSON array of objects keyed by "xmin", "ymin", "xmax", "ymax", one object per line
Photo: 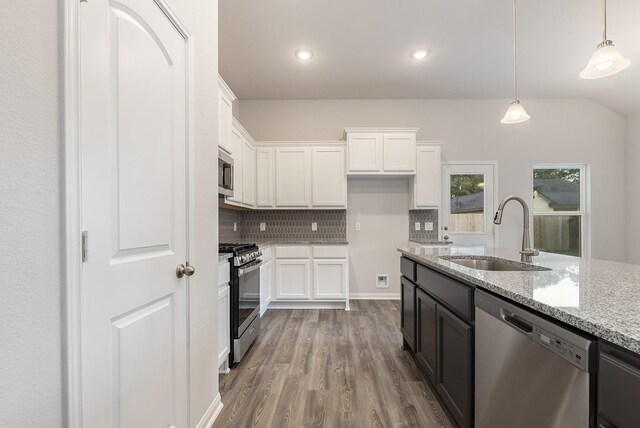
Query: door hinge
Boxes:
[{"xmin": 81, "ymin": 231, "xmax": 89, "ymax": 263}]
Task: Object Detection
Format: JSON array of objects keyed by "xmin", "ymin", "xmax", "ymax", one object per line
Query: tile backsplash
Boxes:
[
  {"xmin": 219, "ymin": 208, "xmax": 242, "ymax": 243},
  {"xmin": 409, "ymin": 209, "xmax": 439, "ymax": 242},
  {"xmin": 219, "ymin": 208, "xmax": 347, "ymax": 243}
]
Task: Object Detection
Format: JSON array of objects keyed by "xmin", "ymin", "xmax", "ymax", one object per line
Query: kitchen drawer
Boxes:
[
  {"xmin": 275, "ymin": 245, "xmax": 311, "ymax": 259},
  {"xmin": 218, "ymin": 261, "xmax": 230, "ymax": 287},
  {"xmin": 313, "ymin": 245, "xmax": 348, "ymax": 259},
  {"xmin": 401, "ymin": 257, "xmax": 416, "ymax": 282},
  {"xmin": 416, "ymin": 264, "xmax": 473, "ymax": 323}
]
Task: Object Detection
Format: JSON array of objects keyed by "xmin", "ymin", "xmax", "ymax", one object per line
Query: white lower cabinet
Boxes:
[
  {"xmin": 275, "ymin": 259, "xmax": 311, "ymax": 299},
  {"xmin": 272, "ymin": 245, "xmax": 349, "ymax": 308},
  {"xmin": 313, "ymin": 259, "xmax": 347, "ymax": 299},
  {"xmin": 260, "ymin": 259, "xmax": 272, "ymax": 315},
  {"xmin": 217, "ymin": 259, "xmax": 231, "ymax": 372}
]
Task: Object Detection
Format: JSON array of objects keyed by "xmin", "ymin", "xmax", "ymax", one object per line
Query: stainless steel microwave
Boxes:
[{"xmin": 218, "ymin": 150, "xmax": 234, "ymax": 197}]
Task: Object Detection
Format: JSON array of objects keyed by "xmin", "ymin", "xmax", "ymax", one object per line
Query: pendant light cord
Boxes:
[
  {"xmin": 603, "ymin": 0, "xmax": 607, "ymax": 41},
  {"xmin": 512, "ymin": 0, "xmax": 518, "ymax": 100}
]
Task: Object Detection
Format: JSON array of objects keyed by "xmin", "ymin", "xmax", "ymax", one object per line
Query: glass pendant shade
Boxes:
[
  {"xmin": 501, "ymin": 100, "xmax": 531, "ymax": 124},
  {"xmin": 580, "ymin": 41, "xmax": 630, "ymax": 79}
]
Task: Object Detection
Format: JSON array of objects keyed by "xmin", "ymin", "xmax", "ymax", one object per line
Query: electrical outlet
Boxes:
[
  {"xmin": 233, "ymin": 222, "xmax": 237, "ymax": 232},
  {"xmin": 355, "ymin": 222, "xmax": 361, "ymax": 231},
  {"xmin": 425, "ymin": 222, "xmax": 434, "ymax": 231},
  {"xmin": 260, "ymin": 222, "xmax": 266, "ymax": 232},
  {"xmin": 312, "ymin": 222, "xmax": 318, "ymax": 231},
  {"xmin": 414, "ymin": 222, "xmax": 421, "ymax": 231},
  {"xmin": 376, "ymin": 274, "xmax": 389, "ymax": 288}
]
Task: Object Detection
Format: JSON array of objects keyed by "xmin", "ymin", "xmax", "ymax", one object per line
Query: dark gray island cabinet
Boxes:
[
  {"xmin": 598, "ymin": 341, "xmax": 640, "ymax": 428},
  {"xmin": 401, "ymin": 256, "xmax": 473, "ymax": 428},
  {"xmin": 400, "ymin": 255, "xmax": 640, "ymax": 428}
]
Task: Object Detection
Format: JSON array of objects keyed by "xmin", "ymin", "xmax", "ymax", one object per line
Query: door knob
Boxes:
[{"xmin": 176, "ymin": 262, "xmax": 195, "ymax": 278}]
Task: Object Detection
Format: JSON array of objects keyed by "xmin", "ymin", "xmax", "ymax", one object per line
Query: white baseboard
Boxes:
[
  {"xmin": 196, "ymin": 393, "xmax": 223, "ymax": 428},
  {"xmin": 349, "ymin": 292, "xmax": 401, "ymax": 300}
]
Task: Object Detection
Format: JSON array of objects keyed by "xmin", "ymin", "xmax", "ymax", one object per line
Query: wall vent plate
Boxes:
[{"xmin": 376, "ymin": 274, "xmax": 389, "ymax": 288}]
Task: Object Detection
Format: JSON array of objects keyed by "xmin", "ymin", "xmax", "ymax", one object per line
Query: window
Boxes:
[
  {"xmin": 449, "ymin": 174, "xmax": 486, "ymax": 233},
  {"xmin": 533, "ymin": 165, "xmax": 588, "ymax": 257}
]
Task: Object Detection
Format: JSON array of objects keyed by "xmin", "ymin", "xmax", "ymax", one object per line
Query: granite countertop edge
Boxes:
[
  {"xmin": 398, "ymin": 248, "xmax": 640, "ymax": 354},
  {"xmin": 218, "ymin": 253, "xmax": 232, "ymax": 262}
]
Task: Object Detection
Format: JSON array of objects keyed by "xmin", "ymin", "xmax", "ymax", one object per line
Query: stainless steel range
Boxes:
[{"xmin": 219, "ymin": 243, "xmax": 262, "ymax": 367}]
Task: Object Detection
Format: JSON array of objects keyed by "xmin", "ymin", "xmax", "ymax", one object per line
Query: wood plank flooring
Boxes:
[{"xmin": 213, "ymin": 300, "xmax": 453, "ymax": 428}]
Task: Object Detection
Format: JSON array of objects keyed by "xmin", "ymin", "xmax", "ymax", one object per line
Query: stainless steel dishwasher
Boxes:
[{"xmin": 475, "ymin": 290, "xmax": 596, "ymax": 428}]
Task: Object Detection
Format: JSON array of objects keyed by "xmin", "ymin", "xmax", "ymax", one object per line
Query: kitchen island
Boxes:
[
  {"xmin": 398, "ymin": 245, "xmax": 640, "ymax": 428},
  {"xmin": 398, "ymin": 245, "xmax": 640, "ymax": 352}
]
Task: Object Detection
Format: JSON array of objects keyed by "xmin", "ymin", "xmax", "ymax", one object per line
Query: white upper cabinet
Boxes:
[
  {"xmin": 243, "ymin": 140, "xmax": 256, "ymax": 207},
  {"xmin": 410, "ymin": 144, "xmax": 442, "ymax": 209},
  {"xmin": 347, "ymin": 133, "xmax": 381, "ymax": 172},
  {"xmin": 217, "ymin": 76, "xmax": 236, "ymax": 155},
  {"xmin": 383, "ymin": 134, "xmax": 416, "ymax": 172},
  {"xmin": 256, "ymin": 147, "xmax": 275, "ymax": 208},
  {"xmin": 226, "ymin": 119, "xmax": 256, "ymax": 208},
  {"xmin": 226, "ymin": 125, "xmax": 244, "ymax": 205},
  {"xmin": 346, "ymin": 128, "xmax": 418, "ymax": 175},
  {"xmin": 275, "ymin": 147, "xmax": 312, "ymax": 207},
  {"xmin": 312, "ymin": 147, "xmax": 347, "ymax": 208}
]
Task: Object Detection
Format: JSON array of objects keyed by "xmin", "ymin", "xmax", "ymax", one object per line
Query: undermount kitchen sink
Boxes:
[{"xmin": 440, "ymin": 256, "xmax": 551, "ymax": 272}]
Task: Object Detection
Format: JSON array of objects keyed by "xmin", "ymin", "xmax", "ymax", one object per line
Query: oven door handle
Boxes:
[{"xmin": 238, "ymin": 261, "xmax": 262, "ymax": 277}]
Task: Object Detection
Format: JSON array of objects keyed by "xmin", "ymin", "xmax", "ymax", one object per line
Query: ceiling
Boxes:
[{"xmin": 219, "ymin": 0, "xmax": 640, "ymax": 115}]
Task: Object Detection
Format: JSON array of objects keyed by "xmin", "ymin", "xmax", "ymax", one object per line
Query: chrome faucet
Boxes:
[{"xmin": 494, "ymin": 195, "xmax": 539, "ymax": 262}]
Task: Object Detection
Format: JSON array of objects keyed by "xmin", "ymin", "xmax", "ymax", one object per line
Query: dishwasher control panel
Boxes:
[{"xmin": 533, "ymin": 326, "xmax": 588, "ymax": 371}]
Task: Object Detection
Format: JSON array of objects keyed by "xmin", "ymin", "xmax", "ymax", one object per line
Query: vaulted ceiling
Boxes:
[{"xmin": 219, "ymin": 0, "xmax": 640, "ymax": 115}]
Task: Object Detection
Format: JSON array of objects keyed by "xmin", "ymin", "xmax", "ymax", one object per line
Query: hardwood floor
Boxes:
[{"xmin": 213, "ymin": 300, "xmax": 453, "ymax": 428}]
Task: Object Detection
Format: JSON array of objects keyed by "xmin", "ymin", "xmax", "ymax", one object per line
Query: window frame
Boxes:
[{"xmin": 532, "ymin": 164, "xmax": 590, "ymax": 258}]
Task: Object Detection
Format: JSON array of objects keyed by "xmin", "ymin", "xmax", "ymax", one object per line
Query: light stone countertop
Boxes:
[
  {"xmin": 398, "ymin": 245, "xmax": 640, "ymax": 354},
  {"xmin": 218, "ymin": 253, "xmax": 232, "ymax": 262}
]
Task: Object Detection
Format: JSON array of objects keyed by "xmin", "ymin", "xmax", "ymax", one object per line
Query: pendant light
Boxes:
[
  {"xmin": 501, "ymin": 0, "xmax": 530, "ymax": 124},
  {"xmin": 580, "ymin": 0, "xmax": 630, "ymax": 79}
]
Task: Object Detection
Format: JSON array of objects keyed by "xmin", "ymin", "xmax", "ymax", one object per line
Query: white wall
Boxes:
[
  {"xmin": 0, "ymin": 1, "xmax": 62, "ymax": 426},
  {"xmin": 238, "ymin": 99, "xmax": 627, "ymax": 268},
  {"xmin": 347, "ymin": 178, "xmax": 410, "ymax": 298},
  {"xmin": 0, "ymin": 1, "xmax": 219, "ymax": 426},
  {"xmin": 626, "ymin": 113, "xmax": 640, "ymax": 265}
]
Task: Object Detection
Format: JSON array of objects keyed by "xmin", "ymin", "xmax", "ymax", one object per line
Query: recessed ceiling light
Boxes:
[
  {"xmin": 411, "ymin": 49, "xmax": 429, "ymax": 60},
  {"xmin": 295, "ymin": 49, "xmax": 313, "ymax": 61}
]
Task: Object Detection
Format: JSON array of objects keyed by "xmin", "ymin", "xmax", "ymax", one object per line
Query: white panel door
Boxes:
[
  {"xmin": 383, "ymin": 133, "xmax": 416, "ymax": 172},
  {"xmin": 413, "ymin": 146, "xmax": 442, "ymax": 208},
  {"xmin": 275, "ymin": 147, "xmax": 311, "ymax": 207},
  {"xmin": 312, "ymin": 147, "xmax": 347, "ymax": 207},
  {"xmin": 256, "ymin": 147, "xmax": 275, "ymax": 207},
  {"xmin": 80, "ymin": 0, "xmax": 189, "ymax": 427},
  {"xmin": 243, "ymin": 141, "xmax": 256, "ymax": 206},
  {"xmin": 275, "ymin": 260, "xmax": 311, "ymax": 299},
  {"xmin": 218, "ymin": 90, "xmax": 233, "ymax": 154},
  {"xmin": 227, "ymin": 126, "xmax": 244, "ymax": 204},
  {"xmin": 218, "ymin": 285, "xmax": 230, "ymax": 367},
  {"xmin": 313, "ymin": 259, "xmax": 347, "ymax": 299},
  {"xmin": 347, "ymin": 133, "xmax": 381, "ymax": 172}
]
